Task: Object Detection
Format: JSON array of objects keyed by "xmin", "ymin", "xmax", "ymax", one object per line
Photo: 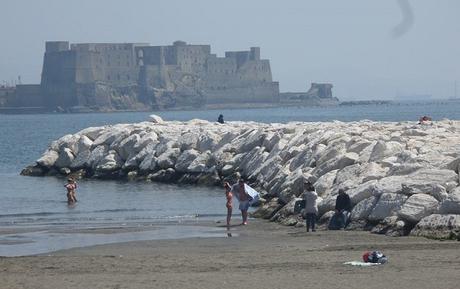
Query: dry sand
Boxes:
[{"xmin": 1, "ymin": 220, "xmax": 459, "ymax": 289}]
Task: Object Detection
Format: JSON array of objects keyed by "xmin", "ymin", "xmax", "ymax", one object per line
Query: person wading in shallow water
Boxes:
[
  {"xmin": 64, "ymin": 177, "xmax": 78, "ymax": 204},
  {"xmin": 224, "ymin": 182, "xmax": 233, "ymax": 228},
  {"xmin": 231, "ymin": 179, "xmax": 252, "ymax": 225}
]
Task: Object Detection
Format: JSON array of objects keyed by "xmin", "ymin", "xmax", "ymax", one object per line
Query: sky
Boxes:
[{"xmin": 0, "ymin": 0, "xmax": 459, "ymax": 100}]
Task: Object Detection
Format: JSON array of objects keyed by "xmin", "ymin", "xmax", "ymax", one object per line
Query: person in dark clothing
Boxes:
[
  {"xmin": 335, "ymin": 189, "xmax": 351, "ymax": 213},
  {"xmin": 217, "ymin": 114, "xmax": 224, "ymax": 124},
  {"xmin": 328, "ymin": 189, "xmax": 352, "ymax": 230}
]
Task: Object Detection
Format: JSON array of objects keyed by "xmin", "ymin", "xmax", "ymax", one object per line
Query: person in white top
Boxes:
[{"xmin": 302, "ymin": 181, "xmax": 318, "ymax": 232}]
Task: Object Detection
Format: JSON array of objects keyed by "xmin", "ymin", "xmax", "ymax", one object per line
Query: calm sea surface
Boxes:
[{"xmin": 1, "ymin": 101, "xmax": 460, "ymax": 256}]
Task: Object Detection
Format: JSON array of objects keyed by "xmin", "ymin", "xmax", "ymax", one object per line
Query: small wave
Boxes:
[
  {"xmin": 92, "ymin": 208, "xmax": 149, "ymax": 213},
  {"xmin": 0, "ymin": 212, "xmax": 61, "ymax": 218}
]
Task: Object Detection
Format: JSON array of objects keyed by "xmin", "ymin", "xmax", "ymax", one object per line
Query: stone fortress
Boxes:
[{"xmin": 1, "ymin": 40, "xmax": 337, "ymax": 112}]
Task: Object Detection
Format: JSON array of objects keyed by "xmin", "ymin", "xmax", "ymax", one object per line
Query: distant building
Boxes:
[
  {"xmin": 280, "ymin": 83, "xmax": 338, "ymax": 106},
  {"xmin": 16, "ymin": 41, "xmax": 279, "ymax": 111}
]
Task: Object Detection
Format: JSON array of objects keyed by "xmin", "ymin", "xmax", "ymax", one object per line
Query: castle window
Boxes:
[
  {"xmin": 107, "ymin": 75, "xmax": 111, "ymax": 80},
  {"xmin": 127, "ymin": 75, "xmax": 130, "ymax": 80},
  {"xmin": 117, "ymin": 74, "xmax": 120, "ymax": 80}
]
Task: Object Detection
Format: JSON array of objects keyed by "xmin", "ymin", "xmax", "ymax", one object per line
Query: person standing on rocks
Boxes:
[
  {"xmin": 224, "ymin": 182, "xmax": 233, "ymax": 228},
  {"xmin": 303, "ymin": 181, "xmax": 318, "ymax": 232},
  {"xmin": 231, "ymin": 179, "xmax": 252, "ymax": 225},
  {"xmin": 329, "ymin": 189, "xmax": 351, "ymax": 230},
  {"xmin": 64, "ymin": 177, "xmax": 78, "ymax": 204}
]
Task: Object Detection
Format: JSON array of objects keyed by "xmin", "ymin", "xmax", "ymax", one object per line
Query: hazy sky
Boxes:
[{"xmin": 1, "ymin": 0, "xmax": 459, "ymax": 100}]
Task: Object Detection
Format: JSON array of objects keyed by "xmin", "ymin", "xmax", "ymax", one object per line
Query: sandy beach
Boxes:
[{"xmin": 1, "ymin": 220, "xmax": 459, "ymax": 289}]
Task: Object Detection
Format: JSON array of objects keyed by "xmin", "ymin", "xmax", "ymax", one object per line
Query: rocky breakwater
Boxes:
[{"xmin": 22, "ymin": 116, "xmax": 460, "ymax": 240}]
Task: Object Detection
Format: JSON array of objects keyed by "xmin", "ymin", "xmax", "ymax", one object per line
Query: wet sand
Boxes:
[{"xmin": 1, "ymin": 220, "xmax": 459, "ymax": 289}]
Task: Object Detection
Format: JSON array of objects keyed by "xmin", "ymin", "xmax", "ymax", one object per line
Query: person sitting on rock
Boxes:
[
  {"xmin": 328, "ymin": 189, "xmax": 351, "ymax": 230},
  {"xmin": 418, "ymin": 115, "xmax": 432, "ymax": 125},
  {"xmin": 217, "ymin": 114, "xmax": 224, "ymax": 124},
  {"xmin": 64, "ymin": 177, "xmax": 78, "ymax": 204}
]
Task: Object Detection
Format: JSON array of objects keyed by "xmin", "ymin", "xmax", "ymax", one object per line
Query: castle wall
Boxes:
[
  {"xmin": 41, "ymin": 49, "xmax": 78, "ymax": 108},
  {"xmin": 13, "ymin": 85, "xmax": 43, "ymax": 107},
  {"xmin": 204, "ymin": 82, "xmax": 279, "ymax": 104},
  {"xmin": 37, "ymin": 41, "xmax": 280, "ymax": 110}
]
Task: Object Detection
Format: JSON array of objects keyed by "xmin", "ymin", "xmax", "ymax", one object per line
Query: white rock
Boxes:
[
  {"xmin": 55, "ymin": 148, "xmax": 75, "ymax": 168},
  {"xmin": 88, "ymin": 145, "xmax": 109, "ymax": 169},
  {"xmin": 116, "ymin": 134, "xmax": 140, "ymax": 160},
  {"xmin": 157, "ymin": 148, "xmax": 181, "ymax": 169},
  {"xmin": 368, "ymin": 140, "xmax": 404, "ymax": 162},
  {"xmin": 37, "ymin": 150, "xmax": 59, "ymax": 168},
  {"xmin": 96, "ymin": 150, "xmax": 123, "ymax": 172},
  {"xmin": 178, "ymin": 132, "xmax": 199, "ymax": 151},
  {"xmin": 197, "ymin": 133, "xmax": 221, "ymax": 152},
  {"xmin": 149, "ymin": 114, "xmax": 164, "ymax": 123},
  {"xmin": 397, "ymin": 194, "xmax": 439, "ymax": 223},
  {"xmin": 78, "ymin": 126, "xmax": 106, "ymax": 140},
  {"xmin": 313, "ymin": 169, "xmax": 337, "ymax": 197},
  {"xmin": 70, "ymin": 149, "xmax": 91, "ymax": 169},
  {"xmin": 438, "ymin": 187, "xmax": 460, "ymax": 214},
  {"xmin": 411, "ymin": 214, "xmax": 460, "ymax": 239},
  {"xmin": 368, "ymin": 193, "xmax": 408, "ymax": 221},
  {"xmin": 133, "ymin": 132, "xmax": 158, "ymax": 152},
  {"xmin": 175, "ymin": 149, "xmax": 200, "ymax": 172},
  {"xmin": 351, "ymin": 196, "xmax": 379, "ymax": 221},
  {"xmin": 187, "ymin": 151, "xmax": 213, "ymax": 173},
  {"xmin": 139, "ymin": 153, "xmax": 157, "ymax": 172},
  {"xmin": 347, "ymin": 180, "xmax": 379, "ymax": 205}
]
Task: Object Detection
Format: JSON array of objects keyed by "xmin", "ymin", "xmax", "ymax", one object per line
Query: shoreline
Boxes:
[{"xmin": 1, "ymin": 219, "xmax": 459, "ymax": 289}]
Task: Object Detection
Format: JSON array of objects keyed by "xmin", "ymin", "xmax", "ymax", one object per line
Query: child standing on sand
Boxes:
[
  {"xmin": 64, "ymin": 177, "xmax": 78, "ymax": 204},
  {"xmin": 224, "ymin": 182, "xmax": 233, "ymax": 227}
]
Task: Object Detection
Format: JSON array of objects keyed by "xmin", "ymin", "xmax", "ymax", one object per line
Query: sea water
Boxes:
[{"xmin": 1, "ymin": 101, "xmax": 460, "ymax": 256}]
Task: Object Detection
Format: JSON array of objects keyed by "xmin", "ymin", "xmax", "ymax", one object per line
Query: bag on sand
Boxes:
[
  {"xmin": 362, "ymin": 251, "xmax": 388, "ymax": 264},
  {"xmin": 294, "ymin": 200, "xmax": 306, "ymax": 214}
]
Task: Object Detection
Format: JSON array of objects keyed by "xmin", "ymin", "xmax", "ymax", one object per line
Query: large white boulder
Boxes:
[
  {"xmin": 351, "ymin": 196, "xmax": 379, "ymax": 221},
  {"xmin": 438, "ymin": 188, "xmax": 460, "ymax": 214},
  {"xmin": 368, "ymin": 193, "xmax": 408, "ymax": 221},
  {"xmin": 313, "ymin": 169, "xmax": 337, "ymax": 197},
  {"xmin": 88, "ymin": 145, "xmax": 109, "ymax": 169},
  {"xmin": 347, "ymin": 180, "xmax": 379, "ymax": 205},
  {"xmin": 149, "ymin": 114, "xmax": 164, "ymax": 123},
  {"xmin": 397, "ymin": 194, "xmax": 439, "ymax": 223},
  {"xmin": 96, "ymin": 150, "xmax": 123, "ymax": 172},
  {"xmin": 411, "ymin": 214, "xmax": 460, "ymax": 240},
  {"xmin": 133, "ymin": 132, "xmax": 158, "ymax": 152},
  {"xmin": 187, "ymin": 151, "xmax": 214, "ymax": 173},
  {"xmin": 312, "ymin": 152, "xmax": 358, "ymax": 179},
  {"xmin": 175, "ymin": 149, "xmax": 200, "ymax": 172},
  {"xmin": 197, "ymin": 132, "xmax": 221, "ymax": 152},
  {"xmin": 37, "ymin": 149, "xmax": 59, "ymax": 168},
  {"xmin": 139, "ymin": 153, "xmax": 157, "ymax": 172},
  {"xmin": 157, "ymin": 148, "xmax": 181, "ymax": 169},
  {"xmin": 178, "ymin": 132, "xmax": 199, "ymax": 151},
  {"xmin": 368, "ymin": 140, "xmax": 404, "ymax": 162},
  {"xmin": 77, "ymin": 126, "xmax": 106, "ymax": 140},
  {"xmin": 55, "ymin": 148, "xmax": 75, "ymax": 168},
  {"xmin": 116, "ymin": 134, "xmax": 140, "ymax": 160}
]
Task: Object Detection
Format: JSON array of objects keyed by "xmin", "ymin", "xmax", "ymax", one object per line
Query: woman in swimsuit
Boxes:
[
  {"xmin": 64, "ymin": 178, "xmax": 78, "ymax": 204},
  {"xmin": 224, "ymin": 182, "xmax": 232, "ymax": 228}
]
